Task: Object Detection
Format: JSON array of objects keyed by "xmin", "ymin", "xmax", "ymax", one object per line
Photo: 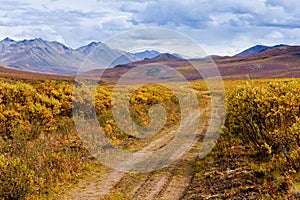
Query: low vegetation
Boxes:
[
  {"xmin": 0, "ymin": 78, "xmax": 299, "ymax": 199},
  {"xmin": 186, "ymin": 79, "xmax": 300, "ymax": 199},
  {"xmin": 0, "ymin": 80, "xmax": 89, "ymax": 199},
  {"xmin": 0, "ymin": 79, "xmax": 182, "ymax": 199}
]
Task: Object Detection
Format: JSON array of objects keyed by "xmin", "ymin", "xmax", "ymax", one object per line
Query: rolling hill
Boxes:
[
  {"xmin": 0, "ymin": 65, "xmax": 73, "ymax": 81},
  {"xmin": 80, "ymin": 46, "xmax": 300, "ymax": 83},
  {"xmin": 217, "ymin": 45, "xmax": 300, "ymax": 79},
  {"xmin": 1, "ymin": 38, "xmax": 300, "ymax": 81}
]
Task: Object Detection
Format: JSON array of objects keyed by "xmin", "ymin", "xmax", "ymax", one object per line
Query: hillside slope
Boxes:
[
  {"xmin": 0, "ymin": 38, "xmax": 138, "ymax": 74},
  {"xmin": 81, "ymin": 46, "xmax": 300, "ymax": 82}
]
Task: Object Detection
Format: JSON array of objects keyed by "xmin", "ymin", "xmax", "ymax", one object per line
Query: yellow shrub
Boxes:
[{"xmin": 225, "ymin": 80, "xmax": 300, "ymax": 170}]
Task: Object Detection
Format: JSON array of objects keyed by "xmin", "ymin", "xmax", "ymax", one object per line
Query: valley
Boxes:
[{"xmin": 0, "ymin": 42, "xmax": 299, "ymax": 199}]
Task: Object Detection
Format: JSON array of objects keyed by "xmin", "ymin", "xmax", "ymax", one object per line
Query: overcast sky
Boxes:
[{"xmin": 1, "ymin": 0, "xmax": 300, "ymax": 55}]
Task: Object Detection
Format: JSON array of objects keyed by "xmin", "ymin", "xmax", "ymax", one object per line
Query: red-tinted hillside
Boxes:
[
  {"xmin": 81, "ymin": 46, "xmax": 300, "ymax": 82},
  {"xmin": 216, "ymin": 46, "xmax": 300, "ymax": 79},
  {"xmin": 0, "ymin": 65, "xmax": 73, "ymax": 81},
  {"xmin": 2, "ymin": 45, "xmax": 300, "ymax": 83}
]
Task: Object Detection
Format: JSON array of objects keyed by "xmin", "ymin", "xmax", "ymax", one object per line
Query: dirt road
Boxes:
[{"xmin": 61, "ymin": 93, "xmax": 223, "ymax": 200}]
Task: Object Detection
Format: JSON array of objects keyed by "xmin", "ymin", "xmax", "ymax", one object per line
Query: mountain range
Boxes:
[
  {"xmin": 234, "ymin": 44, "xmax": 289, "ymax": 56},
  {"xmin": 0, "ymin": 38, "xmax": 162, "ymax": 74},
  {"xmin": 0, "ymin": 37, "xmax": 300, "ymax": 80},
  {"xmin": 81, "ymin": 45, "xmax": 300, "ymax": 82}
]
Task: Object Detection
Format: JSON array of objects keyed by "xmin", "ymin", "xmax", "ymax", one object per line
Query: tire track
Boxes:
[
  {"xmin": 62, "ymin": 168, "xmax": 124, "ymax": 200},
  {"xmin": 63, "ymin": 92, "xmax": 223, "ymax": 200},
  {"xmin": 105, "ymin": 103, "xmax": 212, "ymax": 200}
]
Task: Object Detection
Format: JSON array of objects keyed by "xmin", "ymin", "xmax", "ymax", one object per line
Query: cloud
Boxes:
[
  {"xmin": 124, "ymin": 0, "xmax": 300, "ymax": 55},
  {"xmin": 134, "ymin": 0, "xmax": 212, "ymax": 28},
  {"xmin": 132, "ymin": 0, "xmax": 300, "ymax": 29},
  {"xmin": 104, "ymin": 28, "xmax": 208, "ymax": 58},
  {"xmin": 0, "ymin": 0, "xmax": 300, "ymax": 55},
  {"xmin": 0, "ymin": 1, "xmax": 122, "ymax": 47}
]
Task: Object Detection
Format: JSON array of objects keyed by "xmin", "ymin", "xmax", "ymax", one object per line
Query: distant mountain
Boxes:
[
  {"xmin": 2, "ymin": 37, "xmax": 14, "ymax": 42},
  {"xmin": 76, "ymin": 41, "xmax": 100, "ymax": 55},
  {"xmin": 1, "ymin": 37, "xmax": 298, "ymax": 78},
  {"xmin": 82, "ymin": 52, "xmax": 190, "ymax": 83},
  {"xmin": 0, "ymin": 38, "xmax": 83, "ymax": 74},
  {"xmin": 0, "ymin": 37, "xmax": 15, "ymax": 52},
  {"xmin": 0, "ymin": 38, "xmax": 138, "ymax": 74},
  {"xmin": 171, "ymin": 53, "xmax": 185, "ymax": 59},
  {"xmin": 2, "ymin": 43, "xmax": 300, "ymax": 82},
  {"xmin": 215, "ymin": 45, "xmax": 300, "ymax": 79},
  {"xmin": 77, "ymin": 41, "xmax": 138, "ymax": 68},
  {"xmin": 133, "ymin": 50, "xmax": 161, "ymax": 60},
  {"xmin": 114, "ymin": 53, "xmax": 183, "ymax": 68},
  {"xmin": 235, "ymin": 44, "xmax": 289, "ymax": 56},
  {"xmin": 133, "ymin": 50, "xmax": 186, "ymax": 60},
  {"xmin": 151, "ymin": 53, "xmax": 181, "ymax": 61},
  {"xmin": 81, "ymin": 45, "xmax": 300, "ymax": 83}
]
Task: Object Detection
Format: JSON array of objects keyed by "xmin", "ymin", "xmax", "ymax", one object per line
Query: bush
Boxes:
[
  {"xmin": 0, "ymin": 81, "xmax": 61, "ymax": 139},
  {"xmin": 224, "ymin": 80, "xmax": 300, "ymax": 170},
  {"xmin": 0, "ymin": 80, "xmax": 89, "ymax": 199},
  {"xmin": 0, "ymin": 120, "xmax": 89, "ymax": 200}
]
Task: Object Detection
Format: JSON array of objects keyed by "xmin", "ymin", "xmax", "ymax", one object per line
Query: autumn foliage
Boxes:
[
  {"xmin": 0, "ymin": 78, "xmax": 299, "ymax": 199},
  {"xmin": 225, "ymin": 80, "xmax": 300, "ymax": 171}
]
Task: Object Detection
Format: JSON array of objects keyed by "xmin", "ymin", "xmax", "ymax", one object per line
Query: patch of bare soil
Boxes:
[
  {"xmin": 61, "ymin": 166, "xmax": 124, "ymax": 200},
  {"xmin": 101, "ymin": 106, "xmax": 211, "ymax": 200}
]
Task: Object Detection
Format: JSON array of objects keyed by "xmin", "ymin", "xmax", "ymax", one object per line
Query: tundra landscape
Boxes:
[
  {"xmin": 1, "ymin": 0, "xmax": 300, "ymax": 199},
  {"xmin": 0, "ymin": 36, "xmax": 299, "ymax": 199}
]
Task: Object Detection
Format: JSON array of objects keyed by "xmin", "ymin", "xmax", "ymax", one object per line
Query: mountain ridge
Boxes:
[
  {"xmin": 235, "ymin": 44, "xmax": 289, "ymax": 56},
  {"xmin": 0, "ymin": 38, "xmax": 162, "ymax": 74},
  {"xmin": 133, "ymin": 50, "xmax": 161, "ymax": 60},
  {"xmin": 0, "ymin": 37, "xmax": 298, "ymax": 77}
]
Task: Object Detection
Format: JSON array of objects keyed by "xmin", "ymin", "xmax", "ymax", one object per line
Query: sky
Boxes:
[{"xmin": 0, "ymin": 0, "xmax": 300, "ymax": 56}]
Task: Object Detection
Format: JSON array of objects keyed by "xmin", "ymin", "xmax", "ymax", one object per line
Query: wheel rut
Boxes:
[{"xmin": 62, "ymin": 93, "xmax": 222, "ymax": 200}]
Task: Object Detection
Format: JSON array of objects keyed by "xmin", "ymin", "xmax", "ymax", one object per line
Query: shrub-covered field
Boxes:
[
  {"xmin": 186, "ymin": 79, "xmax": 300, "ymax": 199},
  {"xmin": 0, "ymin": 79, "xmax": 182, "ymax": 199},
  {"xmin": 0, "ymin": 80, "xmax": 88, "ymax": 199},
  {"xmin": 0, "ymin": 78, "xmax": 299, "ymax": 199}
]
